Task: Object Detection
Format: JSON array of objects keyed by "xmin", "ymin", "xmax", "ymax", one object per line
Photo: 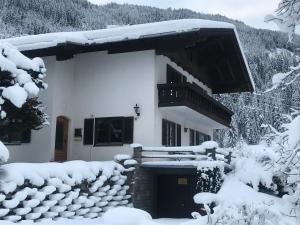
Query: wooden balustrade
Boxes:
[
  {"xmin": 133, "ymin": 145, "xmax": 232, "ymax": 165},
  {"xmin": 157, "ymin": 83, "xmax": 233, "ymax": 127}
]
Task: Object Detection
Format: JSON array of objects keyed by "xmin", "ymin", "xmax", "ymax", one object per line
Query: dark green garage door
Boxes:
[{"xmin": 157, "ymin": 174, "xmax": 199, "ymax": 218}]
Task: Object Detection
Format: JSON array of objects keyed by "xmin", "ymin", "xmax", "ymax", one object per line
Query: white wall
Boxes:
[
  {"xmin": 7, "ymin": 50, "xmax": 223, "ymax": 163},
  {"xmin": 71, "ymin": 50, "xmax": 156, "ymax": 161}
]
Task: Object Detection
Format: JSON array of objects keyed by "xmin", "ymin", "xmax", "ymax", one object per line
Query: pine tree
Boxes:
[{"xmin": 0, "ymin": 42, "xmax": 47, "ymax": 133}]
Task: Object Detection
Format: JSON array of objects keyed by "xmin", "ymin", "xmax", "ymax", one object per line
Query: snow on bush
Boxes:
[
  {"xmin": 0, "ymin": 159, "xmax": 136, "ymax": 222},
  {"xmin": 191, "ymin": 114, "xmax": 300, "ymax": 225},
  {"xmin": 0, "ymin": 41, "xmax": 48, "ymax": 163},
  {"xmin": 0, "ymin": 141, "xmax": 9, "ymax": 163},
  {"xmin": 0, "ymin": 42, "xmax": 47, "ymax": 110},
  {"xmin": 265, "ymin": 0, "xmax": 300, "ymax": 41}
]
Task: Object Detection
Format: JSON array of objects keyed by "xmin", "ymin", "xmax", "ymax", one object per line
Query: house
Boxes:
[
  {"xmin": 2, "ymin": 19, "xmax": 254, "ymax": 218},
  {"xmin": 3, "ymin": 19, "xmax": 253, "ymax": 163}
]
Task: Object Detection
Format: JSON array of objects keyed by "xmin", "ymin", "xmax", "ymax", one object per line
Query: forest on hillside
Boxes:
[{"xmin": 0, "ymin": 0, "xmax": 299, "ymax": 147}]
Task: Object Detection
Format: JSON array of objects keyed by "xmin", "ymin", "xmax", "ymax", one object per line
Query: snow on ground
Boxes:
[{"xmin": 0, "ymin": 207, "xmax": 193, "ymax": 225}]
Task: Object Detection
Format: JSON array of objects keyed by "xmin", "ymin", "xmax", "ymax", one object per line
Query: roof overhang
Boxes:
[{"xmin": 4, "ymin": 20, "xmax": 254, "ymax": 94}]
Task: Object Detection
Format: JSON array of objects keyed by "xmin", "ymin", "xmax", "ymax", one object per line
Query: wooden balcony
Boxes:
[{"xmin": 157, "ymin": 83, "xmax": 233, "ymax": 127}]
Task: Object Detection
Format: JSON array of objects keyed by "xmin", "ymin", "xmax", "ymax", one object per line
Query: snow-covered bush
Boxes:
[
  {"xmin": 192, "ymin": 114, "xmax": 300, "ymax": 225},
  {"xmin": 0, "ymin": 41, "xmax": 47, "ymax": 162}
]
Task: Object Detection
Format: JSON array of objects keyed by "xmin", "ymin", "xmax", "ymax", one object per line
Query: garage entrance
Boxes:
[{"xmin": 157, "ymin": 174, "xmax": 199, "ymax": 218}]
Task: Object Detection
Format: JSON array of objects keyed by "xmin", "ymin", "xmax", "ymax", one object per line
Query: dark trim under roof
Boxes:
[{"xmin": 20, "ymin": 28, "xmax": 254, "ymax": 94}]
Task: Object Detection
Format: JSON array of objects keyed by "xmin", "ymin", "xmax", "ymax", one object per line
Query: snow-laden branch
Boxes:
[
  {"xmin": 0, "ymin": 42, "xmax": 48, "ymax": 163},
  {"xmin": 264, "ymin": 62, "xmax": 300, "ymax": 93},
  {"xmin": 265, "ymin": 0, "xmax": 300, "ymax": 41}
]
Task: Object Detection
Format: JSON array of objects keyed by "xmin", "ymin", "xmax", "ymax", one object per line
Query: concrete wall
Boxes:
[{"xmin": 7, "ymin": 50, "xmax": 220, "ymax": 163}]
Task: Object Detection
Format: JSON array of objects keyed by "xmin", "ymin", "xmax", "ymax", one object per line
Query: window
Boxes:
[
  {"xmin": 162, "ymin": 119, "xmax": 181, "ymax": 146},
  {"xmin": 167, "ymin": 65, "xmax": 187, "ymax": 84},
  {"xmin": 189, "ymin": 129, "xmax": 210, "ymax": 146},
  {"xmin": 84, "ymin": 117, "xmax": 133, "ymax": 146},
  {"xmin": 0, "ymin": 129, "xmax": 31, "ymax": 145}
]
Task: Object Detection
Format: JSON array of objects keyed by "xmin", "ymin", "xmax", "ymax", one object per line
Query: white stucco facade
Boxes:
[{"xmin": 7, "ymin": 50, "xmax": 225, "ymax": 163}]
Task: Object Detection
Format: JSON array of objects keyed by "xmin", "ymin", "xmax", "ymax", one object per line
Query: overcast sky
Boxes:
[{"xmin": 88, "ymin": 0, "xmax": 281, "ymax": 30}]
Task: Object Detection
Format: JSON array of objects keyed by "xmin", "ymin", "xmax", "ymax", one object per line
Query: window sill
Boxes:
[
  {"xmin": 94, "ymin": 143, "xmax": 124, "ymax": 147},
  {"xmin": 3, "ymin": 143, "xmax": 22, "ymax": 146}
]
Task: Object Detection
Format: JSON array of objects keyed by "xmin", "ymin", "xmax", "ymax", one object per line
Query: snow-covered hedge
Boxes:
[{"xmin": 0, "ymin": 157, "xmax": 136, "ymax": 222}]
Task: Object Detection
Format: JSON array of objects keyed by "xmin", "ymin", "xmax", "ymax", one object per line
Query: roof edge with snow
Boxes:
[{"xmin": 3, "ymin": 19, "xmax": 254, "ymax": 93}]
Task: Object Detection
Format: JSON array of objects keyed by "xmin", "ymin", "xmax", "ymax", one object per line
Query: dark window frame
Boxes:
[
  {"xmin": 189, "ymin": 129, "xmax": 211, "ymax": 146},
  {"xmin": 84, "ymin": 116, "xmax": 134, "ymax": 147},
  {"xmin": 167, "ymin": 65, "xmax": 187, "ymax": 84},
  {"xmin": 162, "ymin": 119, "xmax": 181, "ymax": 147},
  {"xmin": 83, "ymin": 119, "xmax": 94, "ymax": 145}
]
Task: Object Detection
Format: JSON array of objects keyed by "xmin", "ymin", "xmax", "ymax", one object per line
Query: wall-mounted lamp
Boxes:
[
  {"xmin": 134, "ymin": 104, "xmax": 141, "ymax": 118},
  {"xmin": 184, "ymin": 127, "xmax": 188, "ymax": 132}
]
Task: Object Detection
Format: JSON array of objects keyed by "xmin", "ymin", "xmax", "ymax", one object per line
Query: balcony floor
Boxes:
[{"xmin": 159, "ymin": 106, "xmax": 227, "ymax": 129}]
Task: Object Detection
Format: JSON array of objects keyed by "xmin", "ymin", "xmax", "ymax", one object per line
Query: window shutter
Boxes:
[
  {"xmin": 84, "ymin": 118, "xmax": 94, "ymax": 145},
  {"xmin": 176, "ymin": 124, "xmax": 181, "ymax": 146},
  {"xmin": 21, "ymin": 129, "xmax": 31, "ymax": 143},
  {"xmin": 189, "ymin": 129, "xmax": 194, "ymax": 146},
  {"xmin": 196, "ymin": 131, "xmax": 200, "ymax": 145},
  {"xmin": 123, "ymin": 117, "xmax": 134, "ymax": 144},
  {"xmin": 162, "ymin": 119, "xmax": 167, "ymax": 146}
]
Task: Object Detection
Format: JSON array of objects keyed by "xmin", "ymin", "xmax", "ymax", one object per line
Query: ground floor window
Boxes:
[
  {"xmin": 83, "ymin": 117, "xmax": 134, "ymax": 146},
  {"xmin": 0, "ymin": 129, "xmax": 31, "ymax": 145},
  {"xmin": 162, "ymin": 119, "xmax": 181, "ymax": 146},
  {"xmin": 189, "ymin": 129, "xmax": 210, "ymax": 146}
]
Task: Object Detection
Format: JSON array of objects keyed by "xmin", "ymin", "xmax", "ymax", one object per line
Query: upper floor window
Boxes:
[
  {"xmin": 162, "ymin": 119, "xmax": 181, "ymax": 147},
  {"xmin": 167, "ymin": 65, "xmax": 187, "ymax": 84},
  {"xmin": 83, "ymin": 117, "xmax": 134, "ymax": 146},
  {"xmin": 189, "ymin": 129, "xmax": 210, "ymax": 146}
]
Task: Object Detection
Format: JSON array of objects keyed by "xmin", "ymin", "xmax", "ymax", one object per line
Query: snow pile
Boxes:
[
  {"xmin": 0, "ymin": 159, "xmax": 136, "ymax": 222},
  {"xmin": 0, "ymin": 207, "xmax": 163, "ymax": 225},
  {"xmin": 192, "ymin": 164, "xmax": 295, "ymax": 225},
  {"xmin": 193, "ymin": 175, "xmax": 293, "ymax": 225},
  {"xmin": 234, "ymin": 157, "xmax": 273, "ymax": 190},
  {"xmin": 0, "ymin": 141, "xmax": 9, "ymax": 162},
  {"xmin": 0, "ymin": 42, "xmax": 47, "ymax": 110},
  {"xmin": 102, "ymin": 207, "xmax": 152, "ymax": 225}
]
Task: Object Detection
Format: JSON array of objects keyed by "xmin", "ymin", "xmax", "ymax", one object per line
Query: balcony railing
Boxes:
[{"xmin": 157, "ymin": 83, "xmax": 233, "ymax": 127}]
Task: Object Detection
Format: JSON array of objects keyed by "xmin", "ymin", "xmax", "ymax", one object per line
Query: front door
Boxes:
[
  {"xmin": 157, "ymin": 174, "xmax": 198, "ymax": 218},
  {"xmin": 54, "ymin": 116, "xmax": 69, "ymax": 161}
]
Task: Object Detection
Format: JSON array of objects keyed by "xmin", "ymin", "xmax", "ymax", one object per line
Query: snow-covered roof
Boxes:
[
  {"xmin": 3, "ymin": 19, "xmax": 255, "ymax": 93},
  {"xmin": 5, "ymin": 19, "xmax": 235, "ymax": 52}
]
